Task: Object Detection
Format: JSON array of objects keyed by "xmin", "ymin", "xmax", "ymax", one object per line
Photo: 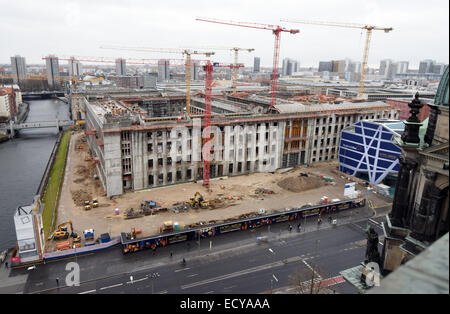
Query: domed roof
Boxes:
[{"xmin": 435, "ymin": 65, "xmax": 449, "ymax": 106}]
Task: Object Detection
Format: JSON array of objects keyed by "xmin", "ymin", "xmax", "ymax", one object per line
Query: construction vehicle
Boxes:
[
  {"xmin": 52, "ymin": 221, "xmax": 80, "ymax": 242},
  {"xmin": 160, "ymin": 221, "xmax": 174, "ymax": 233},
  {"xmin": 188, "ymin": 192, "xmax": 209, "ymax": 209},
  {"xmin": 92, "ymin": 198, "xmax": 99, "ymax": 208},
  {"xmin": 124, "ymin": 207, "xmax": 144, "ymax": 219}
]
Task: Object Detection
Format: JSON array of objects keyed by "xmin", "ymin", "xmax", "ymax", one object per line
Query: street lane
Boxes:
[{"xmin": 31, "ymin": 214, "xmax": 385, "ymax": 294}]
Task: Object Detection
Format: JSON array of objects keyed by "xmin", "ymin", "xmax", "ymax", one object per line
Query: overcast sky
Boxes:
[{"xmin": 1, "ymin": 0, "xmax": 448, "ymax": 69}]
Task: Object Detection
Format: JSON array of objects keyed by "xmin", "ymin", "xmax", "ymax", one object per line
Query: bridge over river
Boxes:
[
  {"xmin": 0, "ymin": 120, "xmax": 73, "ymax": 136},
  {"xmin": 22, "ymin": 91, "xmax": 65, "ymax": 99}
]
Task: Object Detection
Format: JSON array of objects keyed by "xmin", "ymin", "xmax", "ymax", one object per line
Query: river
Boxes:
[{"xmin": 0, "ymin": 99, "xmax": 70, "ymax": 251}]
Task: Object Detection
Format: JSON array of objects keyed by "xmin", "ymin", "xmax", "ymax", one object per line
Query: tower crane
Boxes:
[
  {"xmin": 100, "ymin": 46, "xmax": 215, "ymax": 115},
  {"xmin": 280, "ymin": 18, "xmax": 393, "ymax": 99},
  {"xmin": 196, "ymin": 17, "xmax": 299, "ymax": 107},
  {"xmin": 201, "ymin": 61, "xmax": 243, "ymax": 187},
  {"xmin": 185, "ymin": 46, "xmax": 254, "ymax": 94}
]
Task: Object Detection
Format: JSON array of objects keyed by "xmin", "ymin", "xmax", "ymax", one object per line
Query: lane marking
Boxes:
[
  {"xmin": 175, "ymin": 267, "xmax": 191, "ymax": 273},
  {"xmin": 224, "ymin": 285, "xmax": 236, "ymax": 290},
  {"xmin": 205, "ymin": 291, "xmax": 214, "ymax": 294},
  {"xmin": 127, "ymin": 277, "xmax": 148, "ymax": 284},
  {"xmin": 78, "ymin": 289, "xmax": 96, "ymax": 294},
  {"xmin": 100, "ymin": 283, "xmax": 123, "ymax": 290},
  {"xmin": 302, "ymin": 259, "xmax": 322, "ymax": 280},
  {"xmin": 272, "ymin": 274, "xmax": 279, "ymax": 282},
  {"xmin": 187, "ymin": 273, "xmax": 198, "ymax": 278},
  {"xmin": 156, "ymin": 290, "xmax": 168, "ymax": 294},
  {"xmin": 181, "ymin": 256, "xmax": 302, "ymax": 290}
]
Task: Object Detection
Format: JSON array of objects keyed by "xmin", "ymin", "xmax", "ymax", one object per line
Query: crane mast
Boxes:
[
  {"xmin": 196, "ymin": 18, "xmax": 299, "ymax": 107},
  {"xmin": 100, "ymin": 46, "xmax": 214, "ymax": 115},
  {"xmin": 201, "ymin": 61, "xmax": 243, "ymax": 187},
  {"xmin": 280, "ymin": 19, "xmax": 392, "ymax": 99}
]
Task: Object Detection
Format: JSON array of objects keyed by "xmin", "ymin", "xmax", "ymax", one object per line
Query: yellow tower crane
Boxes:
[
  {"xmin": 280, "ymin": 19, "xmax": 393, "ymax": 99},
  {"xmin": 100, "ymin": 46, "xmax": 215, "ymax": 115}
]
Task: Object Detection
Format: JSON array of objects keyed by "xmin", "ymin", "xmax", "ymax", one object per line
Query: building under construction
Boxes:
[{"xmin": 74, "ymin": 88, "xmax": 398, "ymax": 196}]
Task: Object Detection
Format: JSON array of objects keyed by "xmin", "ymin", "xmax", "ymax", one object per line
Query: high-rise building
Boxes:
[
  {"xmin": 332, "ymin": 60, "xmax": 346, "ymax": 73},
  {"xmin": 347, "ymin": 61, "xmax": 362, "ymax": 73},
  {"xmin": 432, "ymin": 63, "xmax": 447, "ymax": 75},
  {"xmin": 253, "ymin": 57, "xmax": 260, "ymax": 73},
  {"xmin": 158, "ymin": 59, "xmax": 170, "ymax": 82},
  {"xmin": 68, "ymin": 57, "xmax": 82, "ymax": 77},
  {"xmin": 419, "ymin": 59, "xmax": 434, "ymax": 73},
  {"xmin": 45, "ymin": 55, "xmax": 60, "ymax": 87},
  {"xmin": 387, "ymin": 63, "xmax": 398, "ymax": 80},
  {"xmin": 10, "ymin": 55, "xmax": 27, "ymax": 83},
  {"xmin": 396, "ymin": 61, "xmax": 409, "ymax": 74},
  {"xmin": 282, "ymin": 58, "xmax": 299, "ymax": 76},
  {"xmin": 379, "ymin": 59, "xmax": 393, "ymax": 77},
  {"xmin": 115, "ymin": 58, "xmax": 126, "ymax": 76},
  {"xmin": 318, "ymin": 61, "xmax": 333, "ymax": 72}
]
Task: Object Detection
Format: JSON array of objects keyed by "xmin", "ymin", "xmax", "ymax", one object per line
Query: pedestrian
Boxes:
[
  {"xmin": 289, "ymin": 224, "xmax": 293, "ymax": 232},
  {"xmin": 329, "ymin": 216, "xmax": 333, "ymax": 223},
  {"xmin": 170, "ymin": 251, "xmax": 173, "ymax": 258},
  {"xmin": 56, "ymin": 277, "xmax": 59, "ymax": 287},
  {"xmin": 5, "ymin": 262, "xmax": 8, "ymax": 269},
  {"xmin": 297, "ymin": 223, "xmax": 301, "ymax": 232}
]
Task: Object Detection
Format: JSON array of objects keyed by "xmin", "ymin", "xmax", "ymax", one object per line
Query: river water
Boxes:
[{"xmin": 0, "ymin": 99, "xmax": 70, "ymax": 251}]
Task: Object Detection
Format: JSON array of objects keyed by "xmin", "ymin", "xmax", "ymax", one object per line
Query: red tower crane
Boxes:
[
  {"xmin": 196, "ymin": 17, "xmax": 299, "ymax": 107},
  {"xmin": 201, "ymin": 61, "xmax": 243, "ymax": 187}
]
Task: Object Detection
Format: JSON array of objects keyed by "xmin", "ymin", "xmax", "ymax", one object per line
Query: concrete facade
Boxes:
[{"xmin": 80, "ymin": 92, "xmax": 398, "ymax": 196}]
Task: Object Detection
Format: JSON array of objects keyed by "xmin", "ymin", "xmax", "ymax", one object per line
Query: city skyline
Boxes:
[{"xmin": 0, "ymin": 0, "xmax": 448, "ymax": 68}]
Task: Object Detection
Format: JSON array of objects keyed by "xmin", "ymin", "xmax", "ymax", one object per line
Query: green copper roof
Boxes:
[{"xmin": 434, "ymin": 65, "xmax": 449, "ymax": 106}]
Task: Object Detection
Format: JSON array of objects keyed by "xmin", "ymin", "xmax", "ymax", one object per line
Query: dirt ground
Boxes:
[{"xmin": 51, "ymin": 130, "xmax": 391, "ymax": 251}]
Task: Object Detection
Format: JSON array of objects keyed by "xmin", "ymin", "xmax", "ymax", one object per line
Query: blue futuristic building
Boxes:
[{"xmin": 338, "ymin": 120, "xmax": 405, "ymax": 185}]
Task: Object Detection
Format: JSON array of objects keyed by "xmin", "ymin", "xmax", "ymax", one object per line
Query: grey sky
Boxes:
[{"xmin": 1, "ymin": 0, "xmax": 448, "ymax": 68}]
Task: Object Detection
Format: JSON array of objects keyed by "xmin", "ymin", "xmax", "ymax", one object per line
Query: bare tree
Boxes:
[{"xmin": 289, "ymin": 262, "xmax": 333, "ymax": 294}]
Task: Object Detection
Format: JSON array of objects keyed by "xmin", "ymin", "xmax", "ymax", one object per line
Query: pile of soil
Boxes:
[
  {"xmin": 277, "ymin": 176, "xmax": 324, "ymax": 193},
  {"xmin": 76, "ymin": 165, "xmax": 91, "ymax": 176},
  {"xmin": 71, "ymin": 189, "xmax": 92, "ymax": 206},
  {"xmin": 73, "ymin": 178, "xmax": 85, "ymax": 184}
]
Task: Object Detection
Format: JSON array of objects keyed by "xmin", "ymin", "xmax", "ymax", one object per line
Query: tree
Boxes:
[{"xmin": 289, "ymin": 263, "xmax": 333, "ymax": 294}]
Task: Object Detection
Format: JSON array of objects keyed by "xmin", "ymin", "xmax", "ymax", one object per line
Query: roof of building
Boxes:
[
  {"xmin": 434, "ymin": 65, "xmax": 449, "ymax": 106},
  {"xmin": 273, "ymin": 102, "xmax": 306, "ymax": 113},
  {"xmin": 369, "ymin": 233, "xmax": 449, "ymax": 294}
]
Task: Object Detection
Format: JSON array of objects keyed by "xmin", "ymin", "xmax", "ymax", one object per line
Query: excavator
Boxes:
[
  {"xmin": 51, "ymin": 221, "xmax": 80, "ymax": 242},
  {"xmin": 188, "ymin": 192, "xmax": 209, "ymax": 209}
]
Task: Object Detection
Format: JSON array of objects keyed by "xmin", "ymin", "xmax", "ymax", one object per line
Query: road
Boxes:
[{"xmin": 19, "ymin": 210, "xmax": 387, "ymax": 294}]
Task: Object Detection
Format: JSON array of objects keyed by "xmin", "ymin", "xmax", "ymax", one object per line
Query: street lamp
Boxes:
[
  {"xmin": 149, "ymin": 272, "xmax": 160, "ymax": 294},
  {"xmin": 268, "ymin": 248, "xmax": 276, "ymax": 292}
]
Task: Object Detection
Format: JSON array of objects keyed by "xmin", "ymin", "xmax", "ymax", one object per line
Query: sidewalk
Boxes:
[
  {"xmin": 19, "ymin": 203, "xmax": 375, "ymax": 294},
  {"xmin": 0, "ymin": 251, "xmax": 28, "ymax": 294}
]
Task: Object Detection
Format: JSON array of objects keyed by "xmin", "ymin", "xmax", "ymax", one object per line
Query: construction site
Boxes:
[
  {"xmin": 42, "ymin": 17, "xmax": 398, "ymax": 254},
  {"xmin": 48, "ymin": 126, "xmax": 392, "ymax": 252}
]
